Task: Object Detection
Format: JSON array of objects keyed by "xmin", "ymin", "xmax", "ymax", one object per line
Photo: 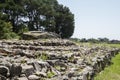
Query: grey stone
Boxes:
[
  {"xmin": 16, "ymin": 77, "xmax": 28, "ymax": 80},
  {"xmin": 28, "ymin": 75, "xmax": 40, "ymax": 80},
  {"xmin": 32, "ymin": 62, "xmax": 42, "ymax": 72},
  {"xmin": 22, "ymin": 31, "xmax": 60, "ymax": 40},
  {"xmin": 22, "ymin": 64, "xmax": 34, "ymax": 77},
  {"xmin": 0, "ymin": 66, "xmax": 10, "ymax": 77},
  {"xmin": 35, "ymin": 71, "xmax": 47, "ymax": 77},
  {"xmin": 68, "ymin": 71, "xmax": 75, "ymax": 78},
  {"xmin": 0, "ymin": 75, "xmax": 7, "ymax": 80},
  {"xmin": 37, "ymin": 61, "xmax": 49, "ymax": 67},
  {"xmin": 82, "ymin": 74, "xmax": 88, "ymax": 80},
  {"xmin": 10, "ymin": 64, "xmax": 22, "ymax": 77},
  {"xmin": 46, "ymin": 60, "xmax": 58, "ymax": 66},
  {"xmin": 15, "ymin": 50, "xmax": 25, "ymax": 56},
  {"xmin": 62, "ymin": 75, "xmax": 69, "ymax": 80}
]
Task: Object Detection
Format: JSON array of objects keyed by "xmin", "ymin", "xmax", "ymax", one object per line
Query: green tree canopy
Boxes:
[{"xmin": 0, "ymin": 0, "xmax": 75, "ymax": 38}]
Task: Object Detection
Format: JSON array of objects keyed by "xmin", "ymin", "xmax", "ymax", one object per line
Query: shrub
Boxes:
[{"xmin": 0, "ymin": 20, "xmax": 19, "ymax": 39}]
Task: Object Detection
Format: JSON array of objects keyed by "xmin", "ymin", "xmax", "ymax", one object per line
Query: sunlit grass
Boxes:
[{"xmin": 94, "ymin": 53, "xmax": 120, "ymax": 80}]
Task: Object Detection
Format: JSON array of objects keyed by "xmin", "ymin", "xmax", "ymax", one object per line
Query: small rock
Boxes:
[
  {"xmin": 61, "ymin": 67, "xmax": 66, "ymax": 71},
  {"xmin": 17, "ymin": 77, "xmax": 28, "ymax": 80},
  {"xmin": 35, "ymin": 71, "xmax": 47, "ymax": 77},
  {"xmin": 68, "ymin": 71, "xmax": 75, "ymax": 78},
  {"xmin": 62, "ymin": 75, "xmax": 69, "ymax": 80},
  {"xmin": 15, "ymin": 50, "xmax": 25, "ymax": 56},
  {"xmin": 28, "ymin": 75, "xmax": 40, "ymax": 80}
]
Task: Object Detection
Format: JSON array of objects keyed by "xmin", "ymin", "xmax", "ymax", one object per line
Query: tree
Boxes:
[
  {"xmin": 55, "ymin": 5, "xmax": 74, "ymax": 38},
  {"xmin": 0, "ymin": 0, "xmax": 26, "ymax": 33},
  {"xmin": 80, "ymin": 38, "xmax": 87, "ymax": 42},
  {"xmin": 87, "ymin": 38, "xmax": 99, "ymax": 43},
  {"xmin": 98, "ymin": 38, "xmax": 109, "ymax": 43},
  {"xmin": 0, "ymin": 0, "xmax": 75, "ymax": 39}
]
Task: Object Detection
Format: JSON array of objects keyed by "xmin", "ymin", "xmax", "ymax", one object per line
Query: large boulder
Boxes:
[
  {"xmin": 22, "ymin": 31, "xmax": 60, "ymax": 40},
  {"xmin": 21, "ymin": 64, "xmax": 34, "ymax": 77},
  {"xmin": 0, "ymin": 66, "xmax": 10, "ymax": 77},
  {"xmin": 10, "ymin": 63, "xmax": 22, "ymax": 77}
]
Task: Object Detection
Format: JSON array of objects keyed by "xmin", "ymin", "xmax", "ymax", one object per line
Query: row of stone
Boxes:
[
  {"xmin": 80, "ymin": 49, "xmax": 119, "ymax": 80},
  {"xmin": 0, "ymin": 39, "xmax": 75, "ymax": 46},
  {"xmin": 0, "ymin": 49, "xmax": 119, "ymax": 80},
  {"xmin": 0, "ymin": 39, "xmax": 119, "ymax": 80}
]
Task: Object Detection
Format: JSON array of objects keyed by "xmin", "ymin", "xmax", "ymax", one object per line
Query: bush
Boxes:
[
  {"xmin": 17, "ymin": 24, "xmax": 29, "ymax": 35},
  {"xmin": 0, "ymin": 20, "xmax": 19, "ymax": 39}
]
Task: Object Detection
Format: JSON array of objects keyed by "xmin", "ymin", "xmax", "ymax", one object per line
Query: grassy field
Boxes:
[{"xmin": 94, "ymin": 53, "xmax": 120, "ymax": 80}]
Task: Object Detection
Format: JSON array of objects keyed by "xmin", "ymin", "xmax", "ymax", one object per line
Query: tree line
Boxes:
[
  {"xmin": 71, "ymin": 38, "xmax": 120, "ymax": 44},
  {"xmin": 0, "ymin": 0, "xmax": 74, "ymax": 39}
]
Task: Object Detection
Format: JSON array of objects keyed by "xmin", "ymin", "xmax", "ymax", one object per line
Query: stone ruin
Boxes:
[
  {"xmin": 0, "ymin": 39, "xmax": 119, "ymax": 80},
  {"xmin": 22, "ymin": 31, "xmax": 60, "ymax": 40}
]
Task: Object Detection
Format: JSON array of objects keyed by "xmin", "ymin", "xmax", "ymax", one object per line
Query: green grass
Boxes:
[
  {"xmin": 94, "ymin": 53, "xmax": 120, "ymax": 80},
  {"xmin": 47, "ymin": 71, "xmax": 55, "ymax": 78}
]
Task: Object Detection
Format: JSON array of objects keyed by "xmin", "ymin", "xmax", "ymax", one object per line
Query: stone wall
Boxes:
[
  {"xmin": 0, "ymin": 39, "xmax": 119, "ymax": 80},
  {"xmin": 22, "ymin": 31, "xmax": 60, "ymax": 40}
]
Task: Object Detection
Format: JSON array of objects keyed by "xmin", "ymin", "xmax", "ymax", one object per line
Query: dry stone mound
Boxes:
[
  {"xmin": 22, "ymin": 31, "xmax": 60, "ymax": 40},
  {"xmin": 0, "ymin": 39, "xmax": 119, "ymax": 80}
]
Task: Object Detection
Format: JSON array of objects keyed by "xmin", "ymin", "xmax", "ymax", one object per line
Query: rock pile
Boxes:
[
  {"xmin": 0, "ymin": 39, "xmax": 119, "ymax": 80},
  {"xmin": 22, "ymin": 31, "xmax": 60, "ymax": 40}
]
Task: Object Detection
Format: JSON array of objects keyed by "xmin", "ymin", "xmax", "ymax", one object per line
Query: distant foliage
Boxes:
[
  {"xmin": 0, "ymin": 0, "xmax": 75, "ymax": 38},
  {"xmin": 0, "ymin": 20, "xmax": 18, "ymax": 39},
  {"xmin": 71, "ymin": 38, "xmax": 120, "ymax": 44}
]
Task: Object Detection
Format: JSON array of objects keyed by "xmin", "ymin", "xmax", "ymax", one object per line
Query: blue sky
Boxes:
[{"xmin": 57, "ymin": 0, "xmax": 120, "ymax": 40}]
